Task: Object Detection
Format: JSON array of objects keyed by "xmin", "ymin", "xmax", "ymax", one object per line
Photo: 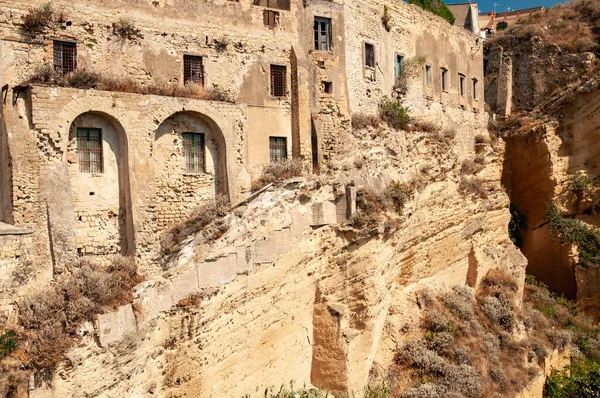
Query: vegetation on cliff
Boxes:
[
  {"xmin": 0, "ymin": 256, "xmax": 142, "ymax": 397},
  {"xmin": 488, "ymin": 0, "xmax": 600, "ymax": 54},
  {"xmin": 408, "ymin": 0, "xmax": 455, "ymax": 24}
]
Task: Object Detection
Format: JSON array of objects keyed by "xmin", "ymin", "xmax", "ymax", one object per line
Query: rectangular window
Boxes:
[
  {"xmin": 53, "ymin": 40, "xmax": 77, "ymax": 75},
  {"xmin": 77, "ymin": 128, "xmax": 103, "ymax": 174},
  {"xmin": 264, "ymin": 10, "xmax": 279, "ymax": 28},
  {"xmin": 459, "ymin": 74, "xmax": 466, "ymax": 97},
  {"xmin": 441, "ymin": 68, "xmax": 448, "ymax": 92},
  {"xmin": 395, "ymin": 54, "xmax": 405, "ymax": 77},
  {"xmin": 473, "ymin": 78, "xmax": 479, "ymax": 100},
  {"xmin": 425, "ymin": 65, "xmax": 432, "ymax": 86},
  {"xmin": 270, "ymin": 64, "xmax": 287, "ymax": 97},
  {"xmin": 183, "ymin": 55, "xmax": 204, "ymax": 85},
  {"xmin": 314, "ymin": 17, "xmax": 332, "ymax": 51},
  {"xmin": 365, "ymin": 43, "xmax": 375, "ymax": 68},
  {"xmin": 182, "ymin": 133, "xmax": 205, "ymax": 173},
  {"xmin": 253, "ymin": 0, "xmax": 290, "ymax": 11},
  {"xmin": 269, "ymin": 137, "xmax": 287, "ymax": 163}
]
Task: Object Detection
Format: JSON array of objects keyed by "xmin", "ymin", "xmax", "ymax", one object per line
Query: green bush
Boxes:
[
  {"xmin": 378, "ymin": 96, "xmax": 411, "ymax": 130},
  {"xmin": 545, "ymin": 361, "xmax": 600, "ymax": 398},
  {"xmin": 545, "ymin": 204, "xmax": 600, "ymax": 267},
  {"xmin": 509, "ymin": 204, "xmax": 527, "ymax": 248},
  {"xmin": 408, "ymin": 0, "xmax": 456, "ymax": 24},
  {"xmin": 0, "ymin": 330, "xmax": 18, "ymax": 359}
]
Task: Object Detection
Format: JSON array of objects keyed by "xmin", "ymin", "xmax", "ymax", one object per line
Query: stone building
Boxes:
[{"xmin": 0, "ymin": 0, "xmax": 484, "ymax": 292}]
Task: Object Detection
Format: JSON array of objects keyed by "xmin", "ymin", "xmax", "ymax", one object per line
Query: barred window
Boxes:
[
  {"xmin": 183, "ymin": 55, "xmax": 204, "ymax": 85},
  {"xmin": 270, "ymin": 65, "xmax": 287, "ymax": 97},
  {"xmin": 441, "ymin": 68, "xmax": 448, "ymax": 92},
  {"xmin": 264, "ymin": 10, "xmax": 279, "ymax": 28},
  {"xmin": 269, "ymin": 137, "xmax": 287, "ymax": 163},
  {"xmin": 182, "ymin": 133, "xmax": 205, "ymax": 173},
  {"xmin": 314, "ymin": 17, "xmax": 332, "ymax": 51},
  {"xmin": 53, "ymin": 40, "xmax": 77, "ymax": 75},
  {"xmin": 459, "ymin": 74, "xmax": 466, "ymax": 97},
  {"xmin": 425, "ymin": 64, "xmax": 432, "ymax": 86},
  {"xmin": 77, "ymin": 128, "xmax": 103, "ymax": 173},
  {"xmin": 365, "ymin": 43, "xmax": 375, "ymax": 68},
  {"xmin": 473, "ymin": 78, "xmax": 479, "ymax": 100}
]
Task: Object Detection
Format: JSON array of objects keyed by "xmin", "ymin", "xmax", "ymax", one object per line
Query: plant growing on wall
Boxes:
[
  {"xmin": 21, "ymin": 3, "xmax": 54, "ymax": 34},
  {"xmin": 382, "ymin": 6, "xmax": 392, "ymax": 32},
  {"xmin": 408, "ymin": 0, "xmax": 455, "ymax": 24},
  {"xmin": 112, "ymin": 17, "xmax": 143, "ymax": 41},
  {"xmin": 378, "ymin": 96, "xmax": 412, "ymax": 130},
  {"xmin": 393, "ymin": 56, "xmax": 426, "ymax": 96},
  {"xmin": 0, "ymin": 330, "xmax": 18, "ymax": 359}
]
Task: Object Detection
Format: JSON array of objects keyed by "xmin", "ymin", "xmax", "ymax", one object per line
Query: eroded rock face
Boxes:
[{"xmin": 32, "ymin": 122, "xmax": 526, "ymax": 397}]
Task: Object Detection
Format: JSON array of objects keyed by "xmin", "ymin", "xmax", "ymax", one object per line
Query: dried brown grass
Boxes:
[
  {"xmin": 27, "ymin": 66, "xmax": 235, "ymax": 102},
  {"xmin": 251, "ymin": 158, "xmax": 304, "ymax": 192},
  {"xmin": 21, "ymin": 3, "xmax": 55, "ymax": 34}
]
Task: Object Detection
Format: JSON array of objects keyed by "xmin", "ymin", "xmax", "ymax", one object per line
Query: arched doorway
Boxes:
[
  {"xmin": 154, "ymin": 111, "xmax": 228, "ymax": 230},
  {"xmin": 66, "ymin": 112, "xmax": 134, "ymax": 256}
]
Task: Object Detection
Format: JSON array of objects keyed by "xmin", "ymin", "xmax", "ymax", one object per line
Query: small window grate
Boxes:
[
  {"xmin": 263, "ymin": 10, "xmax": 279, "ymax": 28},
  {"xmin": 182, "ymin": 133, "xmax": 205, "ymax": 173},
  {"xmin": 77, "ymin": 128, "xmax": 103, "ymax": 173},
  {"xmin": 183, "ymin": 55, "xmax": 204, "ymax": 85},
  {"xmin": 53, "ymin": 41, "xmax": 77, "ymax": 75},
  {"xmin": 313, "ymin": 17, "xmax": 332, "ymax": 51},
  {"xmin": 270, "ymin": 136, "xmax": 287, "ymax": 163},
  {"xmin": 365, "ymin": 43, "xmax": 375, "ymax": 68},
  {"xmin": 270, "ymin": 65, "xmax": 287, "ymax": 97}
]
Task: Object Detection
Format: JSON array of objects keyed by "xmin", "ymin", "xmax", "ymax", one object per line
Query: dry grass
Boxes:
[
  {"xmin": 251, "ymin": 158, "xmax": 304, "ymax": 192},
  {"xmin": 26, "ymin": 66, "xmax": 235, "ymax": 102},
  {"xmin": 351, "ymin": 113, "xmax": 381, "ymax": 130},
  {"xmin": 112, "ymin": 17, "xmax": 143, "ymax": 40},
  {"xmin": 488, "ymin": 0, "xmax": 600, "ymax": 54},
  {"xmin": 458, "ymin": 176, "xmax": 488, "ymax": 199},
  {"xmin": 21, "ymin": 3, "xmax": 55, "ymax": 34},
  {"xmin": 349, "ymin": 182, "xmax": 413, "ymax": 231},
  {"xmin": 0, "ymin": 256, "xmax": 142, "ymax": 393},
  {"xmin": 160, "ymin": 195, "xmax": 230, "ymax": 260}
]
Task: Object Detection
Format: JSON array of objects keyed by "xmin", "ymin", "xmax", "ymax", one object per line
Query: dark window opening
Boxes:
[
  {"xmin": 395, "ymin": 54, "xmax": 405, "ymax": 77},
  {"xmin": 270, "ymin": 136, "xmax": 287, "ymax": 163},
  {"xmin": 441, "ymin": 68, "xmax": 448, "ymax": 92},
  {"xmin": 425, "ymin": 65, "xmax": 432, "ymax": 86},
  {"xmin": 323, "ymin": 81, "xmax": 332, "ymax": 94},
  {"xmin": 253, "ymin": 0, "xmax": 290, "ymax": 11},
  {"xmin": 53, "ymin": 40, "xmax": 77, "ymax": 75},
  {"xmin": 473, "ymin": 78, "xmax": 479, "ymax": 100},
  {"xmin": 264, "ymin": 10, "xmax": 279, "ymax": 28},
  {"xmin": 314, "ymin": 17, "xmax": 332, "ymax": 52},
  {"xmin": 365, "ymin": 43, "xmax": 375, "ymax": 68},
  {"xmin": 183, "ymin": 55, "xmax": 204, "ymax": 85},
  {"xmin": 182, "ymin": 133, "xmax": 205, "ymax": 174},
  {"xmin": 459, "ymin": 74, "xmax": 466, "ymax": 97},
  {"xmin": 77, "ymin": 128, "xmax": 103, "ymax": 173},
  {"xmin": 270, "ymin": 64, "xmax": 287, "ymax": 97}
]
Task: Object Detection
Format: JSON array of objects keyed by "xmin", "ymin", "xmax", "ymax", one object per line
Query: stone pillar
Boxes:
[{"xmin": 497, "ymin": 54, "xmax": 513, "ymax": 116}]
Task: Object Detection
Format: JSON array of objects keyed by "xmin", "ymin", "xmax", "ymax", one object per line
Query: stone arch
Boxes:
[
  {"xmin": 66, "ymin": 111, "xmax": 134, "ymax": 256},
  {"xmin": 153, "ymin": 111, "xmax": 228, "ymax": 230}
]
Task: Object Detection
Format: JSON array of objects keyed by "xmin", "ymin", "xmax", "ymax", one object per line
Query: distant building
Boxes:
[
  {"xmin": 447, "ymin": 2, "xmax": 481, "ymax": 36},
  {"xmin": 479, "ymin": 6, "xmax": 545, "ymax": 37}
]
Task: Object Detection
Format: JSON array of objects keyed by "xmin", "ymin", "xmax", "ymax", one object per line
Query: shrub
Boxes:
[
  {"xmin": 458, "ymin": 176, "xmax": 487, "ymax": 199},
  {"xmin": 251, "ymin": 158, "xmax": 303, "ymax": 192},
  {"xmin": 379, "ymin": 96, "xmax": 412, "ymax": 130},
  {"xmin": 545, "ymin": 204, "xmax": 600, "ymax": 267},
  {"xmin": 21, "ymin": 3, "xmax": 54, "ymax": 34},
  {"xmin": 408, "ymin": 0, "xmax": 455, "ymax": 24},
  {"xmin": 441, "ymin": 285, "xmax": 475, "ymax": 320},
  {"xmin": 161, "ymin": 195, "xmax": 230, "ymax": 257},
  {"xmin": 26, "ymin": 66, "xmax": 234, "ymax": 102},
  {"xmin": 350, "ymin": 188, "xmax": 386, "ymax": 229},
  {"xmin": 568, "ymin": 171, "xmax": 600, "ymax": 208},
  {"xmin": 0, "ymin": 331, "xmax": 18, "ymax": 359},
  {"xmin": 112, "ymin": 18, "xmax": 143, "ymax": 40},
  {"xmin": 481, "ymin": 293, "xmax": 515, "ymax": 330},
  {"xmin": 460, "ymin": 159, "xmax": 484, "ymax": 176},
  {"xmin": 352, "ymin": 113, "xmax": 380, "ymax": 130},
  {"xmin": 423, "ymin": 309, "xmax": 452, "ymax": 333},
  {"xmin": 382, "ymin": 5, "xmax": 392, "ymax": 32},
  {"xmin": 480, "ymin": 268, "xmax": 520, "ymax": 294},
  {"xmin": 382, "ymin": 182, "xmax": 412, "ymax": 214},
  {"xmin": 509, "ymin": 204, "xmax": 527, "ymax": 248}
]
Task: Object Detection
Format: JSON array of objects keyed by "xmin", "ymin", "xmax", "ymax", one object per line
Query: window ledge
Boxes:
[{"xmin": 0, "ymin": 222, "xmax": 34, "ymax": 236}]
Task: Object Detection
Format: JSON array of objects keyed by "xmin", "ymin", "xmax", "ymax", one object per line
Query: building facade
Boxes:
[{"xmin": 0, "ymin": 0, "xmax": 485, "ymax": 289}]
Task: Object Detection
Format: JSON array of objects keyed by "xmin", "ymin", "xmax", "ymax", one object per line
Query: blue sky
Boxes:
[{"xmin": 446, "ymin": 0, "xmax": 566, "ymax": 13}]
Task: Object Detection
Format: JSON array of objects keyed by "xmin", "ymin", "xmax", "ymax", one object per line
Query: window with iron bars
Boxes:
[
  {"xmin": 269, "ymin": 137, "xmax": 287, "ymax": 163},
  {"xmin": 314, "ymin": 17, "xmax": 332, "ymax": 51},
  {"xmin": 263, "ymin": 10, "xmax": 279, "ymax": 28},
  {"xmin": 53, "ymin": 40, "xmax": 77, "ymax": 76},
  {"xmin": 77, "ymin": 128, "xmax": 103, "ymax": 173},
  {"xmin": 270, "ymin": 65, "xmax": 287, "ymax": 97},
  {"xmin": 183, "ymin": 55, "xmax": 204, "ymax": 85},
  {"xmin": 182, "ymin": 133, "xmax": 205, "ymax": 173}
]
